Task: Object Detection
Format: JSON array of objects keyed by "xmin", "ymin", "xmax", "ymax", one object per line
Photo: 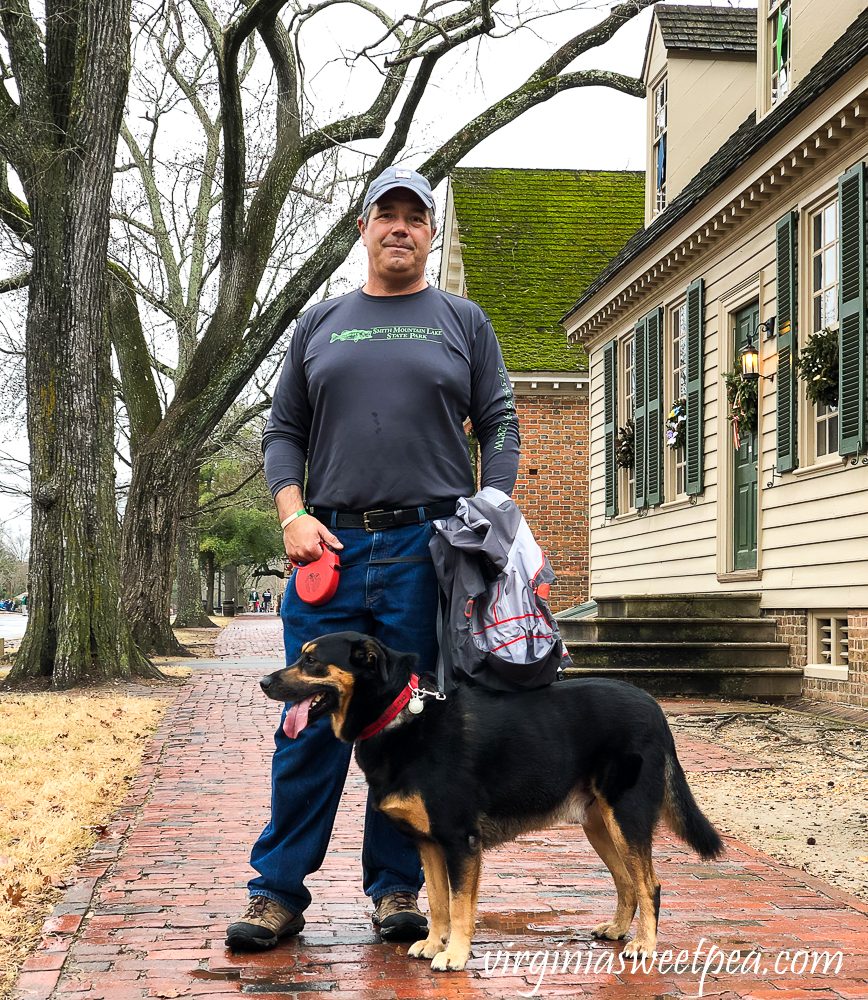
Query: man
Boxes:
[
  {"xmin": 226, "ymin": 167, "xmax": 519, "ymax": 951},
  {"xmin": 262, "ymin": 589, "xmax": 272, "ymax": 613}
]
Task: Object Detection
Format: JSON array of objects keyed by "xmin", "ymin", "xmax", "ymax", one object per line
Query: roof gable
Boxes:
[
  {"xmin": 450, "ymin": 168, "xmax": 644, "ymax": 371},
  {"xmin": 566, "ymin": 4, "xmax": 868, "ymax": 323}
]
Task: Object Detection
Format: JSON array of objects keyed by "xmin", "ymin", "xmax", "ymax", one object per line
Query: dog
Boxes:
[{"xmin": 260, "ymin": 631, "xmax": 724, "ymax": 972}]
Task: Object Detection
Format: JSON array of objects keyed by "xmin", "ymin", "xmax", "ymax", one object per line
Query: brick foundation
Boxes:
[
  {"xmin": 763, "ymin": 607, "xmax": 868, "ymax": 708},
  {"xmin": 512, "ymin": 391, "xmax": 588, "ymax": 612}
]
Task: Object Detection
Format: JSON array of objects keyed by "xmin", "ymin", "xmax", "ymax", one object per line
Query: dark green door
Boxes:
[{"xmin": 733, "ymin": 302, "xmax": 759, "ymax": 570}]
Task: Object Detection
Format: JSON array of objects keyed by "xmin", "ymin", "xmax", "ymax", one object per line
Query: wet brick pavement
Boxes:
[{"xmin": 14, "ymin": 614, "xmax": 868, "ymax": 1000}]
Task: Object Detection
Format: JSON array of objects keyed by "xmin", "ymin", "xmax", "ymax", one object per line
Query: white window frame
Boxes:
[
  {"xmin": 798, "ymin": 189, "xmax": 841, "ymax": 469},
  {"xmin": 769, "ymin": 0, "xmax": 792, "ymax": 107},
  {"xmin": 652, "ymin": 76, "xmax": 668, "ymax": 216},
  {"xmin": 667, "ymin": 299, "xmax": 688, "ymax": 500},
  {"xmin": 620, "ymin": 333, "xmax": 636, "ymax": 513}
]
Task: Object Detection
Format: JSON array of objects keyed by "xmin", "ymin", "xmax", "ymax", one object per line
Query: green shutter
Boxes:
[
  {"xmin": 838, "ymin": 163, "xmax": 866, "ymax": 456},
  {"xmin": 633, "ymin": 317, "xmax": 648, "ymax": 509},
  {"xmin": 685, "ymin": 278, "xmax": 705, "ymax": 494},
  {"xmin": 645, "ymin": 307, "xmax": 664, "ymax": 505},
  {"xmin": 775, "ymin": 211, "xmax": 799, "ymax": 473},
  {"xmin": 603, "ymin": 340, "xmax": 619, "ymax": 517}
]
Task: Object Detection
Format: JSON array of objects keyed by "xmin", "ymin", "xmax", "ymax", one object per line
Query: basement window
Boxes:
[{"xmin": 805, "ymin": 611, "xmax": 850, "ymax": 681}]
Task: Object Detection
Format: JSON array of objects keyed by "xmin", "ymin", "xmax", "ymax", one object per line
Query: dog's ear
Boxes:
[{"xmin": 351, "ymin": 636, "xmax": 390, "ymax": 682}]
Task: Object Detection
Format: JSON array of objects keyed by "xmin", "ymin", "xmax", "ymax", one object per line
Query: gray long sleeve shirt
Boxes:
[{"xmin": 262, "ymin": 286, "xmax": 520, "ymax": 510}]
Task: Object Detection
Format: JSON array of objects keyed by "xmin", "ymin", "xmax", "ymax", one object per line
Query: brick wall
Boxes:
[
  {"xmin": 762, "ymin": 609, "xmax": 808, "ymax": 669},
  {"xmin": 763, "ymin": 608, "xmax": 868, "ymax": 708},
  {"xmin": 512, "ymin": 391, "xmax": 589, "ymax": 612}
]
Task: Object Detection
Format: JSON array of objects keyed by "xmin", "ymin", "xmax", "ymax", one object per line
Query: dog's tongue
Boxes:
[{"xmin": 283, "ymin": 696, "xmax": 316, "ymax": 739}]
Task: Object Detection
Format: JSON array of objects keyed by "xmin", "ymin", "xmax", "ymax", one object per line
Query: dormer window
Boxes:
[
  {"xmin": 770, "ymin": 0, "xmax": 791, "ymax": 104},
  {"xmin": 653, "ymin": 78, "xmax": 668, "ymax": 215}
]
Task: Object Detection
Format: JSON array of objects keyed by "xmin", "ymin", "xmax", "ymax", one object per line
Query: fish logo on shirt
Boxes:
[{"xmin": 331, "ymin": 329, "xmax": 374, "ymax": 343}]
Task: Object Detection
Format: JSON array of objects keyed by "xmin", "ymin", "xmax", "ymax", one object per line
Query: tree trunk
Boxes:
[
  {"xmin": 205, "ymin": 555, "xmax": 216, "ymax": 614},
  {"xmin": 173, "ymin": 467, "xmax": 216, "ymax": 629},
  {"xmin": 121, "ymin": 432, "xmax": 194, "ymax": 654},
  {"xmin": 8, "ymin": 0, "xmax": 160, "ymax": 688},
  {"xmin": 224, "ymin": 564, "xmax": 239, "ymax": 610}
]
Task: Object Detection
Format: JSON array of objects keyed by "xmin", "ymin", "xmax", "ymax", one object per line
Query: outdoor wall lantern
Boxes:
[{"xmin": 741, "ymin": 318, "xmax": 776, "ymax": 383}]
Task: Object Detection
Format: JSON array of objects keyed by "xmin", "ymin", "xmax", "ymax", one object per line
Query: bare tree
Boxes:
[
  {"xmin": 113, "ymin": 0, "xmax": 650, "ymax": 655},
  {"xmin": 0, "ymin": 0, "xmax": 163, "ymax": 687},
  {"xmin": 1, "ymin": 0, "xmax": 652, "ymax": 674}
]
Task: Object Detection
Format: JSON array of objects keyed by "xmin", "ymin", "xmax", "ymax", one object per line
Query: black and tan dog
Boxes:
[{"xmin": 260, "ymin": 631, "xmax": 724, "ymax": 972}]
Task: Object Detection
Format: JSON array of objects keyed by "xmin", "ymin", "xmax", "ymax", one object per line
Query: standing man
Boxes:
[
  {"xmin": 226, "ymin": 167, "xmax": 519, "ymax": 951},
  {"xmin": 262, "ymin": 589, "xmax": 272, "ymax": 613}
]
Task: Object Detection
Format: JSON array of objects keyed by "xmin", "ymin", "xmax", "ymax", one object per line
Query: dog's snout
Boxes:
[{"xmin": 259, "ymin": 675, "xmax": 272, "ymax": 691}]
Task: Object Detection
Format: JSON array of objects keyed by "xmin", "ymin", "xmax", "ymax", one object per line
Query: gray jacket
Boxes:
[{"xmin": 429, "ymin": 488, "xmax": 572, "ymax": 692}]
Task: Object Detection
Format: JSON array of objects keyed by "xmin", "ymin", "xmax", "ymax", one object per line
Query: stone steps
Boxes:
[
  {"xmin": 556, "ymin": 592, "xmax": 798, "ymax": 699},
  {"xmin": 560, "ymin": 616, "xmax": 776, "ymax": 644}
]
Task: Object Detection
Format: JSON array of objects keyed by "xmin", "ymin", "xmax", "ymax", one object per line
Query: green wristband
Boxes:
[{"xmin": 280, "ymin": 509, "xmax": 308, "ymax": 530}]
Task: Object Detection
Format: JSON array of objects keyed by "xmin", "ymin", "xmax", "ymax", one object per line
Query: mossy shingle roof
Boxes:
[
  {"xmin": 655, "ymin": 5, "xmax": 757, "ymax": 55},
  {"xmin": 450, "ymin": 167, "xmax": 644, "ymax": 371}
]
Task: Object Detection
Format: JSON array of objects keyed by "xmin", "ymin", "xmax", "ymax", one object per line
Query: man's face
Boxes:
[{"xmin": 359, "ymin": 191, "xmax": 434, "ymax": 286}]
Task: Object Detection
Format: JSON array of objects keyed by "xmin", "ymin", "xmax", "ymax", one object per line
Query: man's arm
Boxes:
[
  {"xmin": 264, "ymin": 317, "xmax": 343, "ymax": 563},
  {"xmin": 468, "ymin": 317, "xmax": 521, "ymax": 495},
  {"xmin": 275, "ymin": 484, "xmax": 343, "ymax": 563}
]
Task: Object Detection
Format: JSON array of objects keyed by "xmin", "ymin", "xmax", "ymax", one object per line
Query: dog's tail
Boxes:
[{"xmin": 661, "ymin": 752, "xmax": 725, "ymax": 860}]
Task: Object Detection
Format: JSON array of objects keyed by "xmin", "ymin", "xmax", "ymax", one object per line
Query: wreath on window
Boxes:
[
  {"xmin": 665, "ymin": 396, "xmax": 687, "ymax": 450},
  {"xmin": 615, "ymin": 417, "xmax": 635, "ymax": 470},
  {"xmin": 794, "ymin": 326, "xmax": 839, "ymax": 408},
  {"xmin": 723, "ymin": 366, "xmax": 758, "ymax": 447}
]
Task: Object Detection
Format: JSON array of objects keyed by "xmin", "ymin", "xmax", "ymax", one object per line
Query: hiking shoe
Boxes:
[
  {"xmin": 372, "ymin": 891, "xmax": 428, "ymax": 941},
  {"xmin": 225, "ymin": 896, "xmax": 304, "ymax": 951}
]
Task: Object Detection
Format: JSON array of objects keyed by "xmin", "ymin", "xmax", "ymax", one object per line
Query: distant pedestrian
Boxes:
[
  {"xmin": 262, "ymin": 589, "xmax": 272, "ymax": 613},
  {"xmin": 249, "ymin": 589, "xmax": 259, "ymax": 613}
]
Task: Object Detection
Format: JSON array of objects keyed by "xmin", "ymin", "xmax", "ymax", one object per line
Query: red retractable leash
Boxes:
[{"xmin": 291, "ymin": 545, "xmax": 341, "ymax": 606}]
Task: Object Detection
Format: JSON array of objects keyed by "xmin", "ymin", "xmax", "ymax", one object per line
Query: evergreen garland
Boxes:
[
  {"xmin": 615, "ymin": 417, "xmax": 635, "ymax": 469},
  {"xmin": 723, "ymin": 366, "xmax": 759, "ymax": 438},
  {"xmin": 665, "ymin": 396, "xmax": 687, "ymax": 450},
  {"xmin": 795, "ymin": 326, "xmax": 839, "ymax": 408}
]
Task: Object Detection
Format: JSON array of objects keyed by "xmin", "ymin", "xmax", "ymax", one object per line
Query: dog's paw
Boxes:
[
  {"xmin": 591, "ymin": 921, "xmax": 629, "ymax": 941},
  {"xmin": 621, "ymin": 936, "xmax": 655, "ymax": 959},
  {"xmin": 431, "ymin": 947, "xmax": 470, "ymax": 971},
  {"xmin": 409, "ymin": 936, "xmax": 446, "ymax": 960}
]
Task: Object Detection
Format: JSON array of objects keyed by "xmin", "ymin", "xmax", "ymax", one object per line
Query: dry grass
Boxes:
[{"xmin": 0, "ymin": 693, "xmax": 171, "ymax": 999}]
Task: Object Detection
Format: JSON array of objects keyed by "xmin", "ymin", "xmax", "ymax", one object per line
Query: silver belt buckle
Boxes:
[{"xmin": 363, "ymin": 509, "xmax": 385, "ymax": 532}]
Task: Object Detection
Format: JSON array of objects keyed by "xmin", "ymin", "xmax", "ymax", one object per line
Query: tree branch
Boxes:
[
  {"xmin": 107, "ymin": 263, "xmax": 164, "ymax": 457},
  {"xmin": 0, "ymin": 0, "xmax": 52, "ymax": 165},
  {"xmin": 0, "ymin": 270, "xmax": 29, "ymax": 292}
]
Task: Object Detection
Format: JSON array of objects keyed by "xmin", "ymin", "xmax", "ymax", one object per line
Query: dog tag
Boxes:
[{"xmin": 407, "ymin": 691, "xmax": 424, "ymax": 714}]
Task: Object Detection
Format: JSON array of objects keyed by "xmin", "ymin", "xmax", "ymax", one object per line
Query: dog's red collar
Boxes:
[{"xmin": 357, "ymin": 674, "xmax": 421, "ymax": 741}]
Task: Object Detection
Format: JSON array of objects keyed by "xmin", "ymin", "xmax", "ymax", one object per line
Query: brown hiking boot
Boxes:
[
  {"xmin": 372, "ymin": 891, "xmax": 428, "ymax": 941},
  {"xmin": 225, "ymin": 896, "xmax": 304, "ymax": 951}
]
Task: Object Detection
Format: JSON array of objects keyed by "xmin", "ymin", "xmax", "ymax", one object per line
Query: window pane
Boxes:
[
  {"xmin": 825, "ymin": 246, "xmax": 836, "ymax": 284},
  {"xmin": 825, "ymin": 287, "xmax": 837, "ymax": 327},
  {"xmin": 813, "ymin": 254, "xmax": 823, "ymax": 292},
  {"xmin": 813, "ymin": 296, "xmax": 822, "ymax": 332},
  {"xmin": 813, "ymin": 213, "xmax": 823, "ymax": 251}
]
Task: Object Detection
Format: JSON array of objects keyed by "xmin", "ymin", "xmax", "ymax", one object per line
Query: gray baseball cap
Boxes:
[{"xmin": 362, "ymin": 166, "xmax": 436, "ymax": 217}]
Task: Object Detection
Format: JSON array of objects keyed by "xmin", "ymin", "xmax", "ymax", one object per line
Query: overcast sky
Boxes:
[{"xmin": 0, "ymin": 0, "xmax": 757, "ymax": 535}]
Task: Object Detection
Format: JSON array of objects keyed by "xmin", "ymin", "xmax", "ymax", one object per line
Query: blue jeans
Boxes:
[{"xmin": 248, "ymin": 520, "xmax": 440, "ymax": 915}]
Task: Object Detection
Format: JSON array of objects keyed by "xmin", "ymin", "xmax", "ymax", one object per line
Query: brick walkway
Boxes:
[{"xmin": 15, "ymin": 616, "xmax": 868, "ymax": 1000}]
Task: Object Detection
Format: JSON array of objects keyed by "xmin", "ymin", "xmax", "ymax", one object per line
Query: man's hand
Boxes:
[{"xmin": 283, "ymin": 513, "xmax": 343, "ymax": 564}]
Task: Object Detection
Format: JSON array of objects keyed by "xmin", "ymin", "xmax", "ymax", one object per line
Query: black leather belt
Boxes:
[{"xmin": 308, "ymin": 500, "xmax": 457, "ymax": 532}]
